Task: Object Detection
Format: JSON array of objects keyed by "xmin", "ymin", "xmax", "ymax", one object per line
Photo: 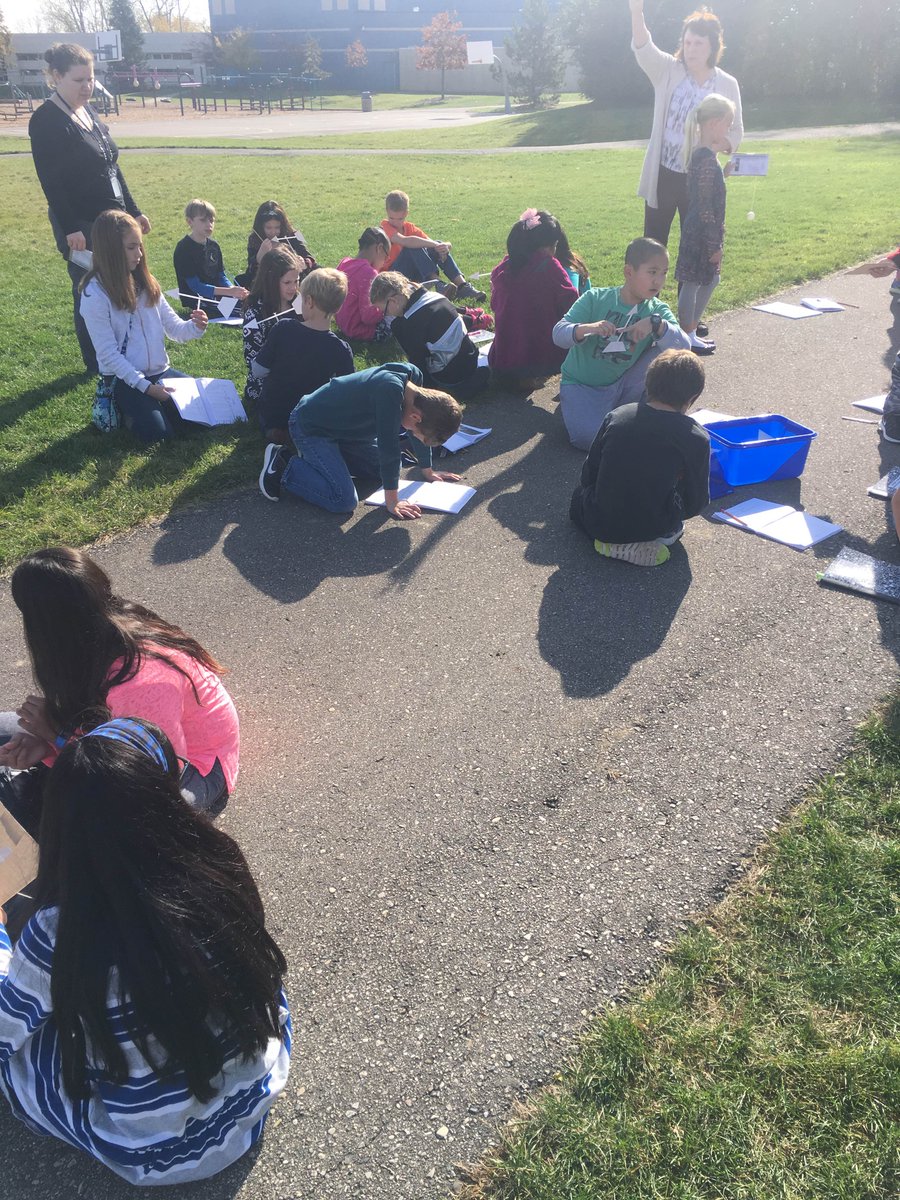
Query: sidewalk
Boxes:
[{"xmin": 0, "ymin": 272, "xmax": 898, "ymax": 1199}]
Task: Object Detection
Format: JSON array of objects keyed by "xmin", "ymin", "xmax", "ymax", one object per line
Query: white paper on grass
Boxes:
[
  {"xmin": 712, "ymin": 498, "xmax": 842, "ymax": 549},
  {"xmin": 441, "ymin": 424, "xmax": 492, "ymax": 454},
  {"xmin": 365, "ymin": 480, "xmax": 476, "ymax": 514},
  {"xmin": 208, "ymin": 316, "xmax": 244, "ymax": 327},
  {"xmin": 752, "ymin": 301, "xmax": 821, "ymax": 320},
  {"xmin": 730, "ymin": 153, "xmax": 769, "ymax": 176},
  {"xmin": 164, "ymin": 377, "xmax": 247, "ymax": 426},
  {"xmin": 852, "ymin": 394, "xmax": 887, "ymax": 414}
]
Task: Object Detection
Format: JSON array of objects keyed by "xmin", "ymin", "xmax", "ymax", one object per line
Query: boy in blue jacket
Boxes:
[{"xmin": 259, "ymin": 362, "xmax": 462, "ymax": 519}]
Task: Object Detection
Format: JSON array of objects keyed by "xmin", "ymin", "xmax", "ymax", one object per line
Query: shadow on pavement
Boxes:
[{"xmin": 0, "ymin": 1104, "xmax": 261, "ymax": 1199}]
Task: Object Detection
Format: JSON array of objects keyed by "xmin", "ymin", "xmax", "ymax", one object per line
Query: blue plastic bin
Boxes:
[{"xmin": 704, "ymin": 413, "xmax": 817, "ymax": 486}]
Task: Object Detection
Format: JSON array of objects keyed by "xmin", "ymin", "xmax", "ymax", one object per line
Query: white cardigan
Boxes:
[
  {"xmin": 80, "ymin": 278, "xmax": 204, "ymax": 392},
  {"xmin": 633, "ymin": 36, "xmax": 744, "ymax": 209}
]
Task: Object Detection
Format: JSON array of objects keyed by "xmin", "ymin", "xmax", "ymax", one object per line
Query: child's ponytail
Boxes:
[{"xmin": 682, "ymin": 93, "xmax": 736, "ymax": 170}]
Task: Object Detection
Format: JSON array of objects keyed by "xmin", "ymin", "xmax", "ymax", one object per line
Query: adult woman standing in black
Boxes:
[{"xmin": 29, "ymin": 43, "xmax": 151, "ymax": 373}]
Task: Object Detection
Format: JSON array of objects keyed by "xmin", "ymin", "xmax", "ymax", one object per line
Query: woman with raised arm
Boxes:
[
  {"xmin": 29, "ymin": 43, "xmax": 151, "ymax": 373},
  {"xmin": 629, "ymin": 1, "xmax": 743, "ymax": 247},
  {"xmin": 0, "ymin": 719, "xmax": 290, "ymax": 1185}
]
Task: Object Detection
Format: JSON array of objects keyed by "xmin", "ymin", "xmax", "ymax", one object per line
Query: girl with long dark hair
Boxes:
[
  {"xmin": 0, "ymin": 718, "xmax": 290, "ymax": 1185},
  {"xmin": 243, "ymin": 199, "xmax": 317, "ymax": 289},
  {"xmin": 0, "ymin": 546, "xmax": 239, "ymax": 822},
  {"xmin": 242, "ymin": 245, "xmax": 301, "ymax": 410},
  {"xmin": 488, "ymin": 208, "xmax": 578, "ymax": 384}
]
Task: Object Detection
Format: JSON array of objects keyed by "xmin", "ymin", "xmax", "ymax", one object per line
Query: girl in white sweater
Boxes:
[{"xmin": 80, "ymin": 209, "xmax": 208, "ymax": 442}]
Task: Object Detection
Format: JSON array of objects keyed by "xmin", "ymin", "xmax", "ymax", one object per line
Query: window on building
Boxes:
[
  {"xmin": 321, "ymin": 0, "xmax": 333, "ymax": 9},
  {"xmin": 336, "ymin": 0, "xmax": 348, "ymax": 9},
  {"xmin": 224, "ymin": 0, "xmax": 236, "ymax": 12},
  {"xmin": 373, "ymin": 0, "xmax": 386, "ymax": 9},
  {"xmin": 211, "ymin": 0, "xmax": 223, "ymax": 13}
]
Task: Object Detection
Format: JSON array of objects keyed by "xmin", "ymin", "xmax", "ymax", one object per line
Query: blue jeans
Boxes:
[
  {"xmin": 114, "ymin": 368, "xmax": 189, "ymax": 444},
  {"xmin": 282, "ymin": 416, "xmax": 382, "ymax": 512},
  {"xmin": 392, "ymin": 246, "xmax": 462, "ymax": 286}
]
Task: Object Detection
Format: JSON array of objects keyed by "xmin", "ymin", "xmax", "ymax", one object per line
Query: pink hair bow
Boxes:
[{"xmin": 519, "ymin": 208, "xmax": 541, "ymax": 230}]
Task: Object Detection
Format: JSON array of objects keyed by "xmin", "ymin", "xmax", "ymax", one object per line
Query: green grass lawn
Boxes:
[
  {"xmin": 0, "ymin": 133, "xmax": 896, "ymax": 569},
  {"xmin": 459, "ymin": 697, "xmax": 900, "ymax": 1199}
]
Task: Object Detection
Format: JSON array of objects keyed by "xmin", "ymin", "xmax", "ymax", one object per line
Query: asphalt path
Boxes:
[{"xmin": 1, "ymin": 270, "xmax": 898, "ymax": 1199}]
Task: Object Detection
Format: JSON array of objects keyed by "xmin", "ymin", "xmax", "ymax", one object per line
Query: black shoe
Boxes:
[
  {"xmin": 259, "ymin": 443, "xmax": 287, "ymax": 501},
  {"xmin": 456, "ymin": 282, "xmax": 487, "ymax": 302},
  {"xmin": 690, "ymin": 339, "xmax": 716, "ymax": 356},
  {"xmin": 696, "ymin": 321, "xmax": 709, "ymax": 338}
]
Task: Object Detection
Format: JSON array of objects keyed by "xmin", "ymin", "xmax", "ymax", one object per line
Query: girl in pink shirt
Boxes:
[
  {"xmin": 0, "ymin": 546, "xmax": 239, "ymax": 827},
  {"xmin": 336, "ymin": 226, "xmax": 392, "ymax": 341}
]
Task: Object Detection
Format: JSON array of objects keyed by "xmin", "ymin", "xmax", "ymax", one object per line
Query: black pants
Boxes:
[
  {"xmin": 67, "ymin": 258, "xmax": 98, "ymax": 374},
  {"xmin": 643, "ymin": 165, "xmax": 689, "ymax": 247}
]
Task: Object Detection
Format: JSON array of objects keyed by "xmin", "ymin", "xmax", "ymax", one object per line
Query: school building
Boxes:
[
  {"xmin": 207, "ymin": 0, "xmax": 565, "ymax": 92},
  {"xmin": 7, "ymin": 32, "xmax": 211, "ymax": 94}
]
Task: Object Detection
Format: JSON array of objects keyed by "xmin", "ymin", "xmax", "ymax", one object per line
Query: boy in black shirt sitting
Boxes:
[
  {"xmin": 173, "ymin": 198, "xmax": 248, "ymax": 315},
  {"xmin": 252, "ymin": 267, "xmax": 353, "ymax": 444},
  {"xmin": 570, "ymin": 349, "xmax": 710, "ymax": 567}
]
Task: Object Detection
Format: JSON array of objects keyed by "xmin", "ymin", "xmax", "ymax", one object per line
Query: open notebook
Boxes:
[
  {"xmin": 365, "ymin": 480, "xmax": 476, "ymax": 514},
  {"xmin": 713, "ymin": 499, "xmax": 842, "ymax": 550},
  {"xmin": 164, "ymin": 378, "xmax": 247, "ymax": 426}
]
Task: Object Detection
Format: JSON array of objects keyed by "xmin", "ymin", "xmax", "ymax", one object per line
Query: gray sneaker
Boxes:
[{"xmin": 456, "ymin": 281, "xmax": 487, "ymax": 302}]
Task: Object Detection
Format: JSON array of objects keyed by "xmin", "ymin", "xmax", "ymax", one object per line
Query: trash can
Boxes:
[{"xmin": 361, "ymin": 91, "xmax": 373, "ymax": 112}]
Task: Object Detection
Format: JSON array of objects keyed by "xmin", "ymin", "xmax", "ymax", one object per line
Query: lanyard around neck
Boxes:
[{"xmin": 54, "ymin": 91, "xmax": 114, "ymax": 166}]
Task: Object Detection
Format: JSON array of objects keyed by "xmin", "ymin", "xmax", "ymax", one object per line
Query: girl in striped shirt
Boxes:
[{"xmin": 0, "ymin": 718, "xmax": 290, "ymax": 1185}]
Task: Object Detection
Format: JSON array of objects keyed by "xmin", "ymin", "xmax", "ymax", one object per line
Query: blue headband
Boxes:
[{"xmin": 82, "ymin": 719, "xmax": 169, "ymax": 770}]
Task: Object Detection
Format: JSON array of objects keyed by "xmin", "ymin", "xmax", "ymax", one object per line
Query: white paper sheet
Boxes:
[
  {"xmin": 852, "ymin": 394, "xmax": 887, "ymax": 414},
  {"xmin": 364, "ymin": 480, "xmax": 476, "ymax": 514},
  {"xmin": 752, "ymin": 302, "xmax": 821, "ymax": 320},
  {"xmin": 713, "ymin": 499, "xmax": 842, "ymax": 549},
  {"xmin": 208, "ymin": 316, "xmax": 244, "ymax": 327},
  {"xmin": 730, "ymin": 153, "xmax": 769, "ymax": 176},
  {"xmin": 691, "ymin": 409, "xmax": 736, "ymax": 426},
  {"xmin": 441, "ymin": 424, "xmax": 492, "ymax": 454},
  {"xmin": 164, "ymin": 377, "xmax": 247, "ymax": 426}
]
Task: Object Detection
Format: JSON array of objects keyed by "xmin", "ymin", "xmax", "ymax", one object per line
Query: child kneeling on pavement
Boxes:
[
  {"xmin": 259, "ymin": 362, "xmax": 462, "ymax": 520},
  {"xmin": 569, "ymin": 349, "xmax": 710, "ymax": 567}
]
